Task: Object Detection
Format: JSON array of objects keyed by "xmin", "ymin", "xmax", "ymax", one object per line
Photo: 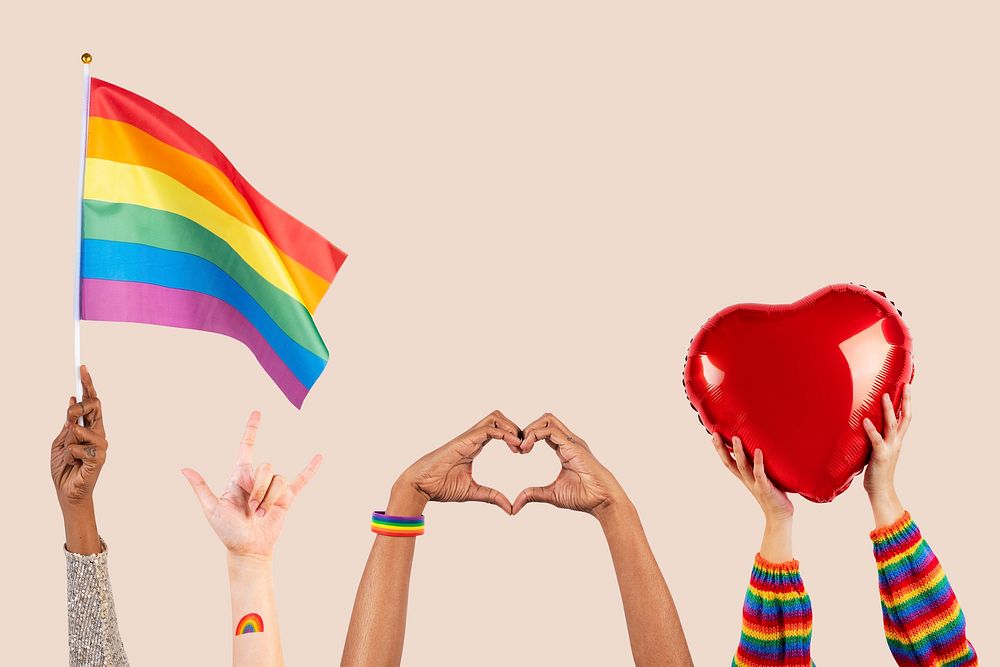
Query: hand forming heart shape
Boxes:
[{"xmin": 392, "ymin": 411, "xmax": 626, "ymax": 517}]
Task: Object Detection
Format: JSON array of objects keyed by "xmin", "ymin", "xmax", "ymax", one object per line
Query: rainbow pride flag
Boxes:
[{"xmin": 80, "ymin": 79, "xmax": 346, "ymax": 407}]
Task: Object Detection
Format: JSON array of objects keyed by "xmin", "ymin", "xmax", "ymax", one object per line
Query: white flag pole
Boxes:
[{"xmin": 74, "ymin": 53, "xmax": 92, "ymax": 403}]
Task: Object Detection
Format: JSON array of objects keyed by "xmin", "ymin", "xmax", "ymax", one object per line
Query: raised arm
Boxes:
[
  {"xmin": 51, "ymin": 365, "xmax": 129, "ymax": 666},
  {"xmin": 182, "ymin": 411, "xmax": 322, "ymax": 667},
  {"xmin": 863, "ymin": 387, "xmax": 978, "ymax": 666},
  {"xmin": 711, "ymin": 434, "xmax": 813, "ymax": 667},
  {"xmin": 513, "ymin": 413, "xmax": 693, "ymax": 667},
  {"xmin": 341, "ymin": 411, "xmax": 521, "ymax": 666}
]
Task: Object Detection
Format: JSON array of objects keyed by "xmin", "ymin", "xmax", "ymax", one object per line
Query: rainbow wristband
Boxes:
[{"xmin": 371, "ymin": 511, "xmax": 425, "ymax": 537}]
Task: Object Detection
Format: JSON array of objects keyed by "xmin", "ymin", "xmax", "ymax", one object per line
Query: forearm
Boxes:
[
  {"xmin": 341, "ymin": 483, "xmax": 425, "ymax": 667},
  {"xmin": 66, "ymin": 538, "xmax": 129, "ymax": 666},
  {"xmin": 63, "ymin": 500, "xmax": 102, "ymax": 556},
  {"xmin": 871, "ymin": 512, "xmax": 977, "ymax": 666},
  {"xmin": 228, "ymin": 554, "xmax": 282, "ymax": 667},
  {"xmin": 734, "ymin": 555, "xmax": 813, "ymax": 667},
  {"xmin": 596, "ymin": 497, "xmax": 693, "ymax": 667}
]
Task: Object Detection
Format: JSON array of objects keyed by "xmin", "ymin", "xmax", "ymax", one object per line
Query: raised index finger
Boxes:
[
  {"xmin": 80, "ymin": 365, "xmax": 98, "ymax": 400},
  {"xmin": 236, "ymin": 410, "xmax": 262, "ymax": 467}
]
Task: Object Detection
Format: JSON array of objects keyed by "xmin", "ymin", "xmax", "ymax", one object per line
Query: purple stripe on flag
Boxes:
[{"xmin": 81, "ymin": 278, "xmax": 309, "ymax": 407}]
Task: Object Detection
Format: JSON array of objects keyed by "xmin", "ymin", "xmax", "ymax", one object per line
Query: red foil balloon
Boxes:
[{"xmin": 683, "ymin": 284, "xmax": 914, "ymax": 502}]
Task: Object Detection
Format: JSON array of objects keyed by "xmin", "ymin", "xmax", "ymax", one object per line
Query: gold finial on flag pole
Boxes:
[{"xmin": 81, "ymin": 53, "xmax": 92, "ymax": 64}]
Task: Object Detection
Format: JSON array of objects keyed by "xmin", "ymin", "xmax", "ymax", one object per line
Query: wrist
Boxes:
[
  {"xmin": 763, "ymin": 511, "xmax": 793, "ymax": 529},
  {"xmin": 62, "ymin": 500, "xmax": 101, "ymax": 555},
  {"xmin": 387, "ymin": 478, "xmax": 428, "ymax": 516},
  {"xmin": 60, "ymin": 496, "xmax": 95, "ymax": 518},
  {"xmin": 592, "ymin": 491, "xmax": 636, "ymax": 526},
  {"xmin": 227, "ymin": 551, "xmax": 273, "ymax": 577},
  {"xmin": 867, "ymin": 487, "xmax": 904, "ymax": 529},
  {"xmin": 760, "ymin": 517, "xmax": 794, "ymax": 563},
  {"xmin": 866, "ymin": 485, "xmax": 899, "ymax": 504}
]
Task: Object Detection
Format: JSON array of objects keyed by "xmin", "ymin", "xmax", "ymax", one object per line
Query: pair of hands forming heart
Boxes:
[{"xmin": 390, "ymin": 411, "xmax": 627, "ymax": 517}]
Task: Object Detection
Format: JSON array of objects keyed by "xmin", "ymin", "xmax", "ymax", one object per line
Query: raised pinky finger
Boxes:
[{"xmin": 289, "ymin": 454, "xmax": 323, "ymax": 497}]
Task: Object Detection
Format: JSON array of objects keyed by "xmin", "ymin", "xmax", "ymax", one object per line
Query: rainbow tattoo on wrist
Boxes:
[
  {"xmin": 235, "ymin": 612, "xmax": 264, "ymax": 636},
  {"xmin": 371, "ymin": 511, "xmax": 425, "ymax": 537}
]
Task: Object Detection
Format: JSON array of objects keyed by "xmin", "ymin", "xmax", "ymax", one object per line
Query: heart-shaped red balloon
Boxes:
[{"xmin": 683, "ymin": 284, "xmax": 914, "ymax": 502}]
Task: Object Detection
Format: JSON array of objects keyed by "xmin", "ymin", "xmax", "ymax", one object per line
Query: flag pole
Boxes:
[{"xmin": 74, "ymin": 52, "xmax": 92, "ymax": 403}]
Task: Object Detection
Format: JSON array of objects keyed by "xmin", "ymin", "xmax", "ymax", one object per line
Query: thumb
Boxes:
[
  {"xmin": 512, "ymin": 485, "xmax": 555, "ymax": 515},
  {"xmin": 469, "ymin": 481, "xmax": 513, "ymax": 515},
  {"xmin": 181, "ymin": 468, "xmax": 218, "ymax": 515}
]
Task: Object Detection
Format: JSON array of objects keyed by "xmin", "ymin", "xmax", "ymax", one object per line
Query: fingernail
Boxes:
[
  {"xmin": 255, "ymin": 508, "xmax": 265, "ymax": 518},
  {"xmin": 249, "ymin": 500, "xmax": 260, "ymax": 512}
]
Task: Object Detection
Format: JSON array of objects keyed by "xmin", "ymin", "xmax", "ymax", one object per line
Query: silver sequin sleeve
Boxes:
[{"xmin": 65, "ymin": 539, "xmax": 130, "ymax": 666}]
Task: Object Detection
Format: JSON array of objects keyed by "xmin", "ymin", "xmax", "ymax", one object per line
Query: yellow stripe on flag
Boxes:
[{"xmin": 84, "ymin": 158, "xmax": 329, "ymax": 311}]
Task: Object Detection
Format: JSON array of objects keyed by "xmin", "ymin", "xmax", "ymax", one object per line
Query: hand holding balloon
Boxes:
[
  {"xmin": 712, "ymin": 434, "xmax": 794, "ymax": 562},
  {"xmin": 862, "ymin": 385, "xmax": 912, "ymax": 529}
]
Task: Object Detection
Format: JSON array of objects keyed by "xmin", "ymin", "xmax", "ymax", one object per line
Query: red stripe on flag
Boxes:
[{"xmin": 89, "ymin": 78, "xmax": 346, "ymax": 283}]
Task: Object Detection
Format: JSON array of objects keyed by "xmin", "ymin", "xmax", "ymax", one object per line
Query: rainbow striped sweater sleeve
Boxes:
[
  {"xmin": 872, "ymin": 511, "xmax": 977, "ymax": 666},
  {"xmin": 733, "ymin": 554, "xmax": 814, "ymax": 667}
]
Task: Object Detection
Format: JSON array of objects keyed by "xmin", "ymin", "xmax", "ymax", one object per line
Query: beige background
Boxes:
[{"xmin": 2, "ymin": 1, "xmax": 997, "ymax": 664}]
